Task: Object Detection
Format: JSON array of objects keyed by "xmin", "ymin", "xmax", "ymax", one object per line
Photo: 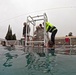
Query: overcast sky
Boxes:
[{"xmin": 0, "ymin": 0, "xmax": 76, "ymax": 39}]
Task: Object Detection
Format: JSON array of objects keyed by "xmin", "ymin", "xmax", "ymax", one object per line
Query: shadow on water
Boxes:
[{"xmin": 3, "ymin": 53, "xmax": 18, "ymax": 67}]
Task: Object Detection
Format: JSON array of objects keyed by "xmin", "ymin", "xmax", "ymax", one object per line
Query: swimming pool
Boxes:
[{"xmin": 0, "ymin": 45, "xmax": 76, "ymax": 75}]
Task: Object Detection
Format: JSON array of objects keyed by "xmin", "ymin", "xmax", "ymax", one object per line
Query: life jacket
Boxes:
[{"xmin": 46, "ymin": 22, "xmax": 57, "ymax": 32}]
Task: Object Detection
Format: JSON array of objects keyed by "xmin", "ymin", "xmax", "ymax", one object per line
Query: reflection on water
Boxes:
[
  {"xmin": 3, "ymin": 53, "xmax": 18, "ymax": 67},
  {"xmin": 25, "ymin": 47, "xmax": 56, "ymax": 74},
  {"xmin": 0, "ymin": 45, "xmax": 76, "ymax": 75},
  {"xmin": 5, "ymin": 46, "xmax": 15, "ymax": 51},
  {"xmin": 1, "ymin": 46, "xmax": 57, "ymax": 75}
]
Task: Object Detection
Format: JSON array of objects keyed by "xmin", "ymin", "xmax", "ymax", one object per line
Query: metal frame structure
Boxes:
[{"xmin": 25, "ymin": 13, "xmax": 48, "ymax": 46}]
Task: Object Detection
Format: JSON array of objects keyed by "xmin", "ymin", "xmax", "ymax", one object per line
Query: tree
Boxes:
[
  {"xmin": 5, "ymin": 25, "xmax": 12, "ymax": 40},
  {"xmin": 12, "ymin": 34, "xmax": 16, "ymax": 40},
  {"xmin": 5, "ymin": 25, "xmax": 17, "ymax": 40}
]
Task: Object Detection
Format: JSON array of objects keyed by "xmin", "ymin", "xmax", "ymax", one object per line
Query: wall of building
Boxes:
[{"xmin": 55, "ymin": 36, "xmax": 76, "ymax": 45}]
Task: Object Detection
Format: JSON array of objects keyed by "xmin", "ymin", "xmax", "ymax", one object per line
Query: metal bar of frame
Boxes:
[
  {"xmin": 25, "ymin": 20, "xmax": 28, "ymax": 46},
  {"xmin": 27, "ymin": 41, "xmax": 44, "ymax": 43},
  {"xmin": 25, "ymin": 16, "xmax": 36, "ymax": 46},
  {"xmin": 28, "ymin": 19, "xmax": 44, "ymax": 22},
  {"xmin": 44, "ymin": 13, "xmax": 48, "ymax": 45},
  {"xmin": 44, "ymin": 14, "xmax": 46, "ymax": 45},
  {"xmin": 26, "ymin": 13, "xmax": 48, "ymax": 47},
  {"xmin": 27, "ymin": 16, "xmax": 35, "ymax": 26},
  {"xmin": 32, "ymin": 15, "xmax": 44, "ymax": 18}
]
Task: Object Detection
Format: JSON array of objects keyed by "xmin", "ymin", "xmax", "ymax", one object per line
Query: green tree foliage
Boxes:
[
  {"xmin": 12, "ymin": 34, "xmax": 16, "ymax": 40},
  {"xmin": 5, "ymin": 25, "xmax": 16, "ymax": 40}
]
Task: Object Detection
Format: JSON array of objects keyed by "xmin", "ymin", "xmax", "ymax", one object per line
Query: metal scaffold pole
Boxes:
[{"xmin": 25, "ymin": 13, "xmax": 48, "ymax": 47}]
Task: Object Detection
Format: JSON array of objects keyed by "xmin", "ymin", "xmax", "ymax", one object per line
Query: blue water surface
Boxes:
[{"xmin": 0, "ymin": 45, "xmax": 76, "ymax": 75}]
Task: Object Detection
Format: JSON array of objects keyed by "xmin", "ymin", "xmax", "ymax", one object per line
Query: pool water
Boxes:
[{"xmin": 0, "ymin": 45, "xmax": 76, "ymax": 75}]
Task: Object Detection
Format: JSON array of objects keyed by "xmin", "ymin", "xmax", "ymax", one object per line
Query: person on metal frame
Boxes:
[
  {"xmin": 44, "ymin": 21, "xmax": 58, "ymax": 56},
  {"xmin": 23, "ymin": 22, "xmax": 30, "ymax": 46}
]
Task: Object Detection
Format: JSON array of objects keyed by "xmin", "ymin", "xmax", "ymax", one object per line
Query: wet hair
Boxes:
[
  {"xmin": 23, "ymin": 22, "xmax": 27, "ymax": 26},
  {"xmin": 39, "ymin": 24, "xmax": 42, "ymax": 26}
]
